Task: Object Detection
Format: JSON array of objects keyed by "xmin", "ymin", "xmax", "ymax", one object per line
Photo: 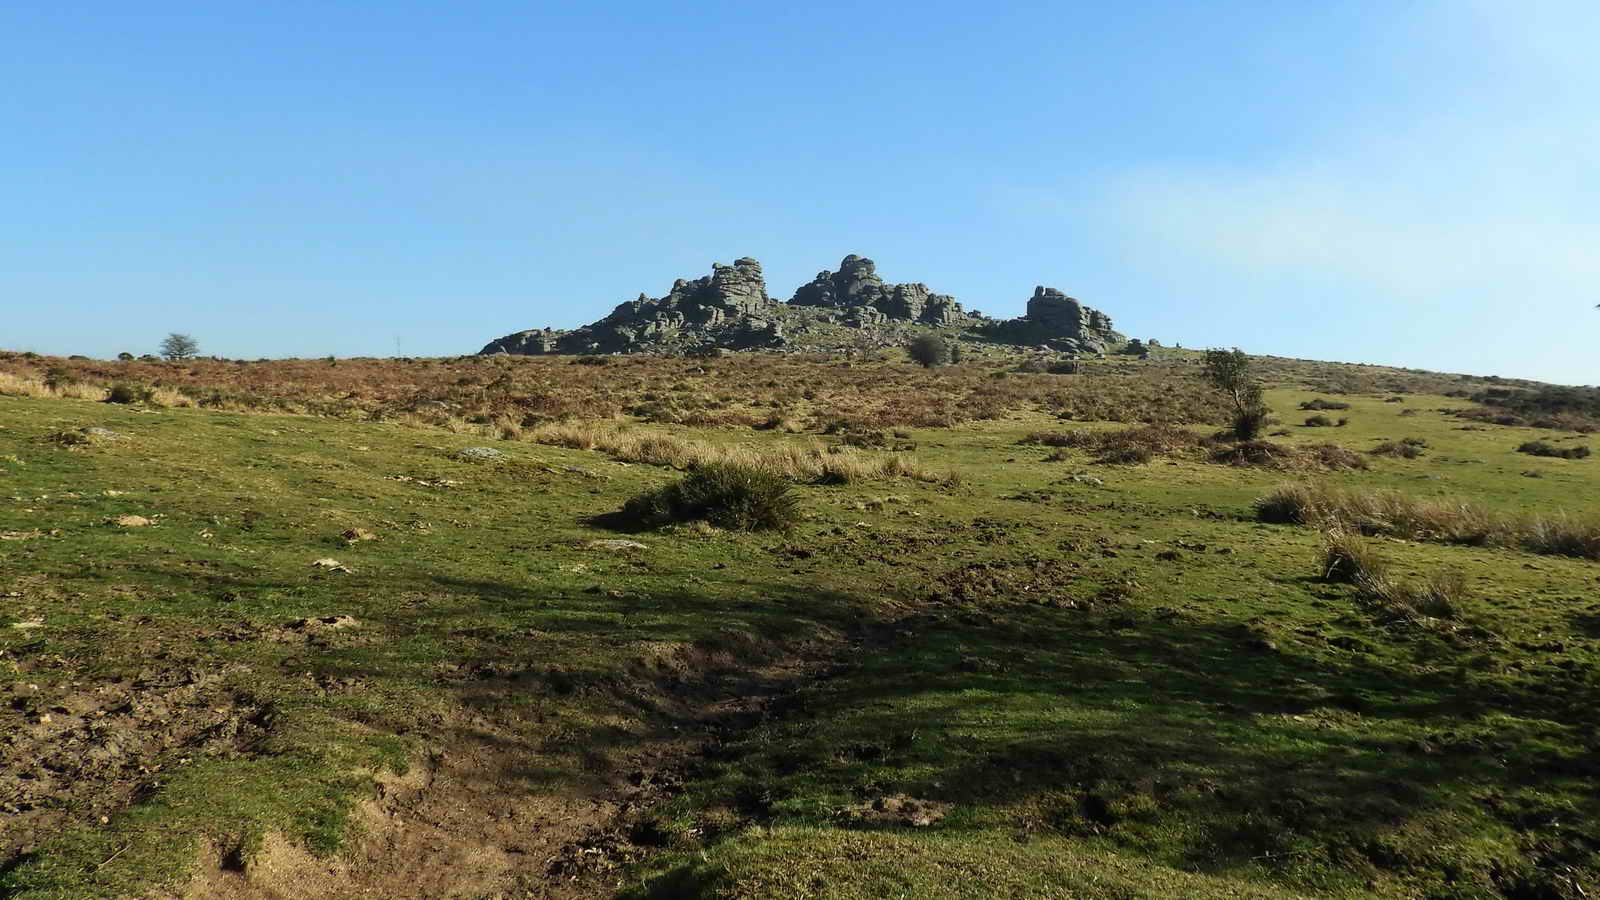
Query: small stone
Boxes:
[
  {"xmin": 114, "ymin": 515, "xmax": 152, "ymax": 527},
  {"xmin": 455, "ymin": 447, "xmax": 505, "ymax": 461}
]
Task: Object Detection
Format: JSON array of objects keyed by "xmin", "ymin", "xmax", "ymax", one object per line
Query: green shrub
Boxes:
[
  {"xmin": 106, "ymin": 382, "xmax": 152, "ymax": 404},
  {"xmin": 1517, "ymin": 441, "xmax": 1590, "ymax": 460},
  {"xmin": 905, "ymin": 335, "xmax": 949, "ymax": 369},
  {"xmin": 1304, "ymin": 414, "xmax": 1334, "ymax": 427},
  {"xmin": 1300, "ymin": 398, "xmax": 1351, "ymax": 411},
  {"xmin": 620, "ymin": 463, "xmax": 800, "ymax": 532},
  {"xmin": 1231, "ymin": 406, "xmax": 1269, "ymax": 440}
]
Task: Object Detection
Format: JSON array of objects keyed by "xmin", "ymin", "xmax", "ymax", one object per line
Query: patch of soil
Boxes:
[
  {"xmin": 841, "ymin": 794, "xmax": 950, "ymax": 828},
  {"xmin": 174, "ymin": 638, "xmax": 843, "ymax": 899},
  {"xmin": 929, "ymin": 556, "xmax": 1099, "ymax": 608},
  {"xmin": 268, "ymin": 615, "xmax": 360, "ymax": 643},
  {"xmin": 0, "ymin": 664, "xmax": 270, "ymax": 861}
]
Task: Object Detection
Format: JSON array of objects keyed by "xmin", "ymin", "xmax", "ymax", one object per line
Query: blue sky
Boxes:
[{"xmin": 3, "ymin": 1, "xmax": 1596, "ymax": 383}]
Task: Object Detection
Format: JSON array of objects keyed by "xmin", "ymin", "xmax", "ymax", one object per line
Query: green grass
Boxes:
[{"xmin": 2, "ymin": 386, "xmax": 1599, "ymax": 898}]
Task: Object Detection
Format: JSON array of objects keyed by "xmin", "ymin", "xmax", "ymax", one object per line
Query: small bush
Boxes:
[
  {"xmin": 1300, "ymin": 398, "xmax": 1351, "ymax": 411},
  {"xmin": 1385, "ymin": 396, "xmax": 1405, "ymax": 403},
  {"xmin": 1304, "ymin": 414, "xmax": 1334, "ymax": 427},
  {"xmin": 1517, "ymin": 441, "xmax": 1591, "ymax": 460},
  {"xmin": 1399, "ymin": 408, "xmax": 1418, "ymax": 417},
  {"xmin": 106, "ymin": 383, "xmax": 153, "ymax": 404},
  {"xmin": 906, "ymin": 334, "xmax": 949, "ymax": 369},
  {"xmin": 1231, "ymin": 407, "xmax": 1269, "ymax": 440},
  {"xmin": 619, "ymin": 463, "xmax": 800, "ymax": 532}
]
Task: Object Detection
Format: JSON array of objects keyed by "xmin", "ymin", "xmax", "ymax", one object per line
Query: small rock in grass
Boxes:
[
  {"xmin": 341, "ymin": 528, "xmax": 377, "ymax": 544},
  {"xmin": 455, "ymin": 447, "xmax": 505, "ymax": 461},
  {"xmin": 310, "ymin": 558, "xmax": 354, "ymax": 573},
  {"xmin": 114, "ymin": 515, "xmax": 152, "ymax": 527}
]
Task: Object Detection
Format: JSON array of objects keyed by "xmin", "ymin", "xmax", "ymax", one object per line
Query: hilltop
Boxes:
[
  {"xmin": 1, "ymin": 347, "xmax": 1597, "ymax": 899},
  {"xmin": 479, "ymin": 255, "xmax": 1127, "ymax": 357}
]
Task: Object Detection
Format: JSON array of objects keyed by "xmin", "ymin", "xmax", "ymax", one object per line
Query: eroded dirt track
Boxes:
[{"xmin": 171, "ymin": 648, "xmax": 837, "ymax": 900}]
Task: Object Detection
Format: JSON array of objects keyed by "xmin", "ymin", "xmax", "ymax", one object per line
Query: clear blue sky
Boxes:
[{"xmin": 4, "ymin": 1, "xmax": 1596, "ymax": 383}]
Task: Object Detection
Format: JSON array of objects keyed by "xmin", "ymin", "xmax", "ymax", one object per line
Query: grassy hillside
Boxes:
[{"xmin": 2, "ymin": 352, "xmax": 1597, "ymax": 898}]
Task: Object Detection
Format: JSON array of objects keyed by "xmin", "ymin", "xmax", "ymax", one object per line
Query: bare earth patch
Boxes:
[
  {"xmin": 171, "ymin": 642, "xmax": 840, "ymax": 899},
  {"xmin": 1, "ymin": 665, "xmax": 271, "ymax": 863}
]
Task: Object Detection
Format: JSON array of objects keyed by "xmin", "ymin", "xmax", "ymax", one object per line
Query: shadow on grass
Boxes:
[{"xmin": 657, "ymin": 600, "xmax": 1600, "ymax": 891}]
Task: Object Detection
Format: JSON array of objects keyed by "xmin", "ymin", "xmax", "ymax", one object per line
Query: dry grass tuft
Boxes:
[
  {"xmin": 1319, "ymin": 529, "xmax": 1389, "ymax": 585},
  {"xmin": 1318, "ymin": 529, "xmax": 1468, "ymax": 622},
  {"xmin": 1210, "ymin": 440, "xmax": 1368, "ymax": 471},
  {"xmin": 1260, "ymin": 482, "xmax": 1599, "ymax": 561},
  {"xmin": 526, "ymin": 421, "xmax": 953, "ymax": 485},
  {"xmin": 0, "ymin": 373, "xmax": 51, "ymax": 399}
]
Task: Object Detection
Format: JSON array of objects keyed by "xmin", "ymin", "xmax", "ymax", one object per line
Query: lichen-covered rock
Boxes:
[
  {"xmin": 979, "ymin": 286, "xmax": 1123, "ymax": 352},
  {"xmin": 480, "ymin": 327, "xmax": 568, "ymax": 355},
  {"xmin": 479, "ymin": 254, "xmax": 1122, "ymax": 357},
  {"xmin": 479, "ymin": 257, "xmax": 779, "ymax": 356},
  {"xmin": 790, "ymin": 256, "xmax": 970, "ymax": 327}
]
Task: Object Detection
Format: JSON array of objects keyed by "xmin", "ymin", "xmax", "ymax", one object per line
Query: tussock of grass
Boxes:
[
  {"xmin": 1524, "ymin": 513, "xmax": 1600, "ymax": 560},
  {"xmin": 1318, "ymin": 529, "xmax": 1387, "ymax": 584},
  {"xmin": 1318, "ymin": 529, "xmax": 1468, "ymax": 622},
  {"xmin": 621, "ymin": 463, "xmax": 800, "ymax": 532},
  {"xmin": 528, "ymin": 421, "xmax": 954, "ymax": 485},
  {"xmin": 1260, "ymin": 483, "xmax": 1600, "ymax": 560}
]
